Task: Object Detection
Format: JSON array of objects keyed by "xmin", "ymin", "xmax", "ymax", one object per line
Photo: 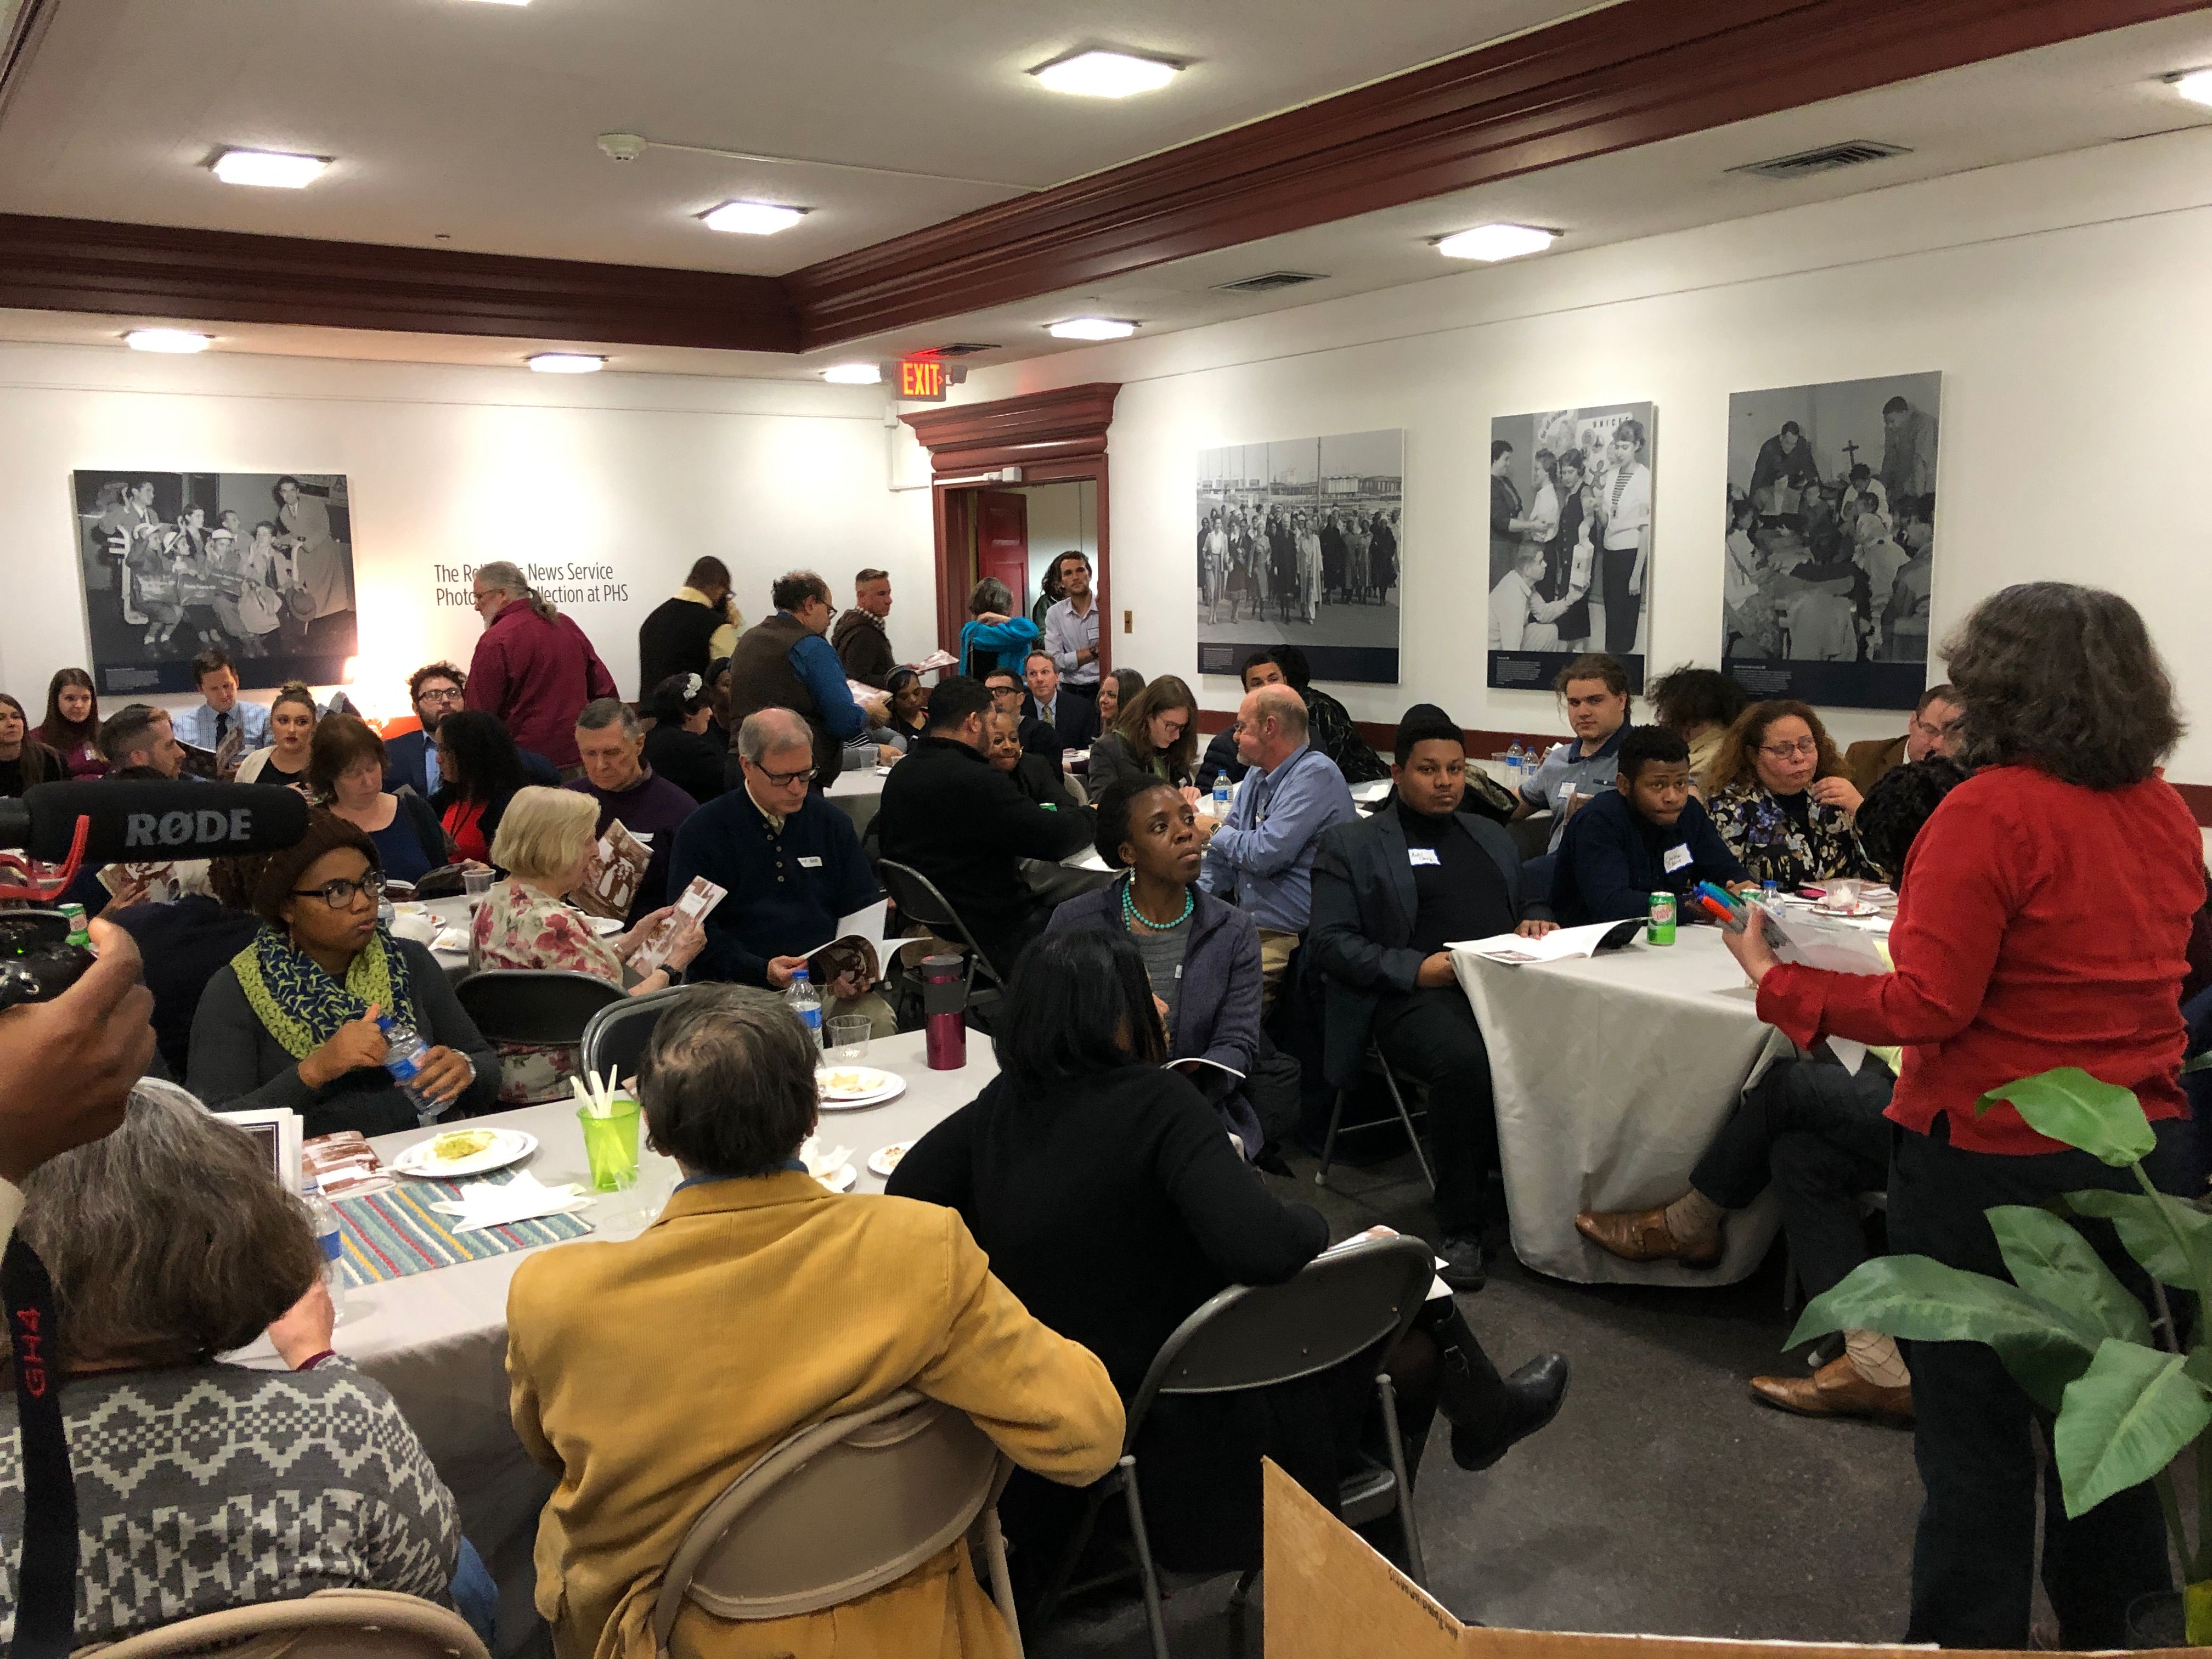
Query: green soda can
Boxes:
[
  {"xmin": 1646, "ymin": 891, "xmax": 1677, "ymax": 945},
  {"xmin": 59, "ymin": 901, "xmax": 89, "ymax": 949}
]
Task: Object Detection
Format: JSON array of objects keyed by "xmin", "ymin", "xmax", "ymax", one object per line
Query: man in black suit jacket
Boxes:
[
  {"xmin": 1307, "ymin": 705, "xmax": 1557, "ymax": 1290},
  {"xmin": 877, "ymin": 676, "xmax": 1094, "ymax": 975},
  {"xmin": 383, "ymin": 662, "xmax": 466, "ymax": 797},
  {"xmin": 1019, "ymin": 648, "xmax": 1098, "ymax": 759}
]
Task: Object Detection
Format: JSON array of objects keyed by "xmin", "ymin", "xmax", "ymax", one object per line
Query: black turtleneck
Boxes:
[{"xmin": 1396, "ymin": 798, "xmax": 1515, "ymax": 953}]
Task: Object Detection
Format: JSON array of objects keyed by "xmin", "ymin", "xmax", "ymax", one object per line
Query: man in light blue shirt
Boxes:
[
  {"xmin": 168, "ymin": 647, "xmax": 270, "ymax": 767},
  {"xmin": 1040, "ymin": 551, "xmax": 1101, "ymax": 696},
  {"xmin": 1199, "ymin": 682, "xmax": 1356, "ymax": 1010}
]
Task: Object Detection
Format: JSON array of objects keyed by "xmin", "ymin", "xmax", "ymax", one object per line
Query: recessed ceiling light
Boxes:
[
  {"xmin": 125, "ymin": 329, "xmax": 213, "ymax": 354},
  {"xmin": 1032, "ymin": 50, "xmax": 1180, "ymax": 98},
  {"xmin": 211, "ymin": 148, "xmax": 329, "ymax": 189},
  {"xmin": 1048, "ymin": 317, "xmax": 1136, "ymax": 341},
  {"xmin": 527, "ymin": 353, "xmax": 605, "ymax": 374},
  {"xmin": 462, "ymin": 0, "xmax": 531, "ymax": 6},
  {"xmin": 821, "ymin": 363, "xmax": 882, "ymax": 385},
  {"xmin": 1436, "ymin": 223, "xmax": 1559, "ymax": 262},
  {"xmin": 2173, "ymin": 69, "xmax": 2212, "ymax": 105},
  {"xmin": 703, "ymin": 200, "xmax": 806, "ymax": 235}
]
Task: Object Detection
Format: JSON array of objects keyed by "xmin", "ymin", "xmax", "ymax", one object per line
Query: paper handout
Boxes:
[
  {"xmin": 573, "ymin": 820, "xmax": 651, "ymax": 921},
  {"xmin": 1449, "ymin": 918, "xmax": 1641, "ymax": 966},
  {"xmin": 631, "ymin": 876, "xmax": 726, "ymax": 974}
]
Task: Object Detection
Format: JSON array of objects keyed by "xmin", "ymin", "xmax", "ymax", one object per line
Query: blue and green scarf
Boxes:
[{"xmin": 232, "ymin": 925, "xmax": 417, "ymax": 1060}]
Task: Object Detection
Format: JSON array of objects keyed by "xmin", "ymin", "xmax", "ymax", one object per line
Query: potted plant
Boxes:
[{"xmin": 1790, "ymin": 1065, "xmax": 2212, "ymax": 1644}]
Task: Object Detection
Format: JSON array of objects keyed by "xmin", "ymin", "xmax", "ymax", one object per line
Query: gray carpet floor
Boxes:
[{"xmin": 1030, "ymin": 1137, "xmax": 1926, "ymax": 1658}]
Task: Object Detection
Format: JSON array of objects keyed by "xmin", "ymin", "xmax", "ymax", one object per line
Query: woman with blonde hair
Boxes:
[
  {"xmin": 234, "ymin": 681, "xmax": 318, "ymax": 791},
  {"xmin": 1085, "ymin": 673, "xmax": 1200, "ymax": 798},
  {"xmin": 1702, "ymin": 699, "xmax": 1872, "ymax": 891},
  {"xmin": 472, "ymin": 786, "xmax": 707, "ymax": 1102}
]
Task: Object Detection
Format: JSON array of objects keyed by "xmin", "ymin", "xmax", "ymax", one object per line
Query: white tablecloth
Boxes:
[
  {"xmin": 826, "ymin": 763, "xmax": 888, "ymax": 839},
  {"xmin": 276, "ymin": 1029, "xmax": 996, "ymax": 1651},
  {"xmin": 1452, "ymin": 925, "xmax": 1792, "ymax": 1286}
]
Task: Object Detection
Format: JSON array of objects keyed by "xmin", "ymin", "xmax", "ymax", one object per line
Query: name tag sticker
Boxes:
[
  {"xmin": 1662, "ymin": 844, "xmax": 1692, "ymax": 874},
  {"xmin": 1409, "ymin": 848, "xmax": 1441, "ymax": 867},
  {"xmin": 797, "ymin": 855, "xmax": 823, "ymax": 868}
]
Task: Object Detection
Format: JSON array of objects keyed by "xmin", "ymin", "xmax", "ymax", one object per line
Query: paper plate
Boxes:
[
  {"xmin": 815, "ymin": 1163, "xmax": 857, "ymax": 1192},
  {"xmin": 392, "ymin": 1127, "xmax": 537, "ymax": 1180},
  {"xmin": 816, "ymin": 1066, "xmax": 905, "ymax": 1110},
  {"xmin": 868, "ymin": 1142, "xmax": 910, "ymax": 1178},
  {"xmin": 586, "ymin": 915, "xmax": 625, "ymax": 936}
]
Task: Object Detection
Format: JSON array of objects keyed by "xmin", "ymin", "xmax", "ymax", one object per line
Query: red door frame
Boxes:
[{"xmin": 904, "ymin": 383, "xmax": 1120, "ymax": 670}]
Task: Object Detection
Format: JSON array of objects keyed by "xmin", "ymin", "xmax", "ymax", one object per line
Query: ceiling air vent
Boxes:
[
  {"xmin": 1214, "ymin": 270, "xmax": 1329, "ymax": 295},
  {"xmin": 923, "ymin": 342, "xmax": 1000, "ymax": 357},
  {"xmin": 1728, "ymin": 140, "xmax": 1911, "ymax": 182}
]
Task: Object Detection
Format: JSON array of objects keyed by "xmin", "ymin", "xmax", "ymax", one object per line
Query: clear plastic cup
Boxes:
[{"xmin": 825, "ymin": 1015, "xmax": 870, "ymax": 1065}]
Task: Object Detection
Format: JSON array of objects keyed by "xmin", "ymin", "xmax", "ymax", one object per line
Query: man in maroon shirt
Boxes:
[{"xmin": 465, "ymin": 560, "xmax": 616, "ymax": 772}]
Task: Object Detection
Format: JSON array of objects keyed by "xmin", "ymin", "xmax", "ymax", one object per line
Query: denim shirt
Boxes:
[{"xmin": 1199, "ymin": 742, "xmax": 1356, "ymax": 934}]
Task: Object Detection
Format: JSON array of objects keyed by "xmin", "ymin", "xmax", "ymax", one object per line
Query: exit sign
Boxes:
[{"xmin": 896, "ymin": 358, "xmax": 948, "ymax": 401}]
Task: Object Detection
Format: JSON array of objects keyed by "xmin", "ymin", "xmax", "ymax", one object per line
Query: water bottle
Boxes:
[
  {"xmin": 376, "ymin": 892, "xmax": 396, "ymax": 932},
  {"xmin": 786, "ymin": 968, "xmax": 823, "ymax": 1049},
  {"xmin": 305, "ymin": 1187, "xmax": 344, "ymax": 1293},
  {"xmin": 1506, "ymin": 742, "xmax": 1525, "ymax": 785},
  {"xmin": 376, "ymin": 1012, "xmax": 443, "ymax": 1125},
  {"xmin": 1211, "ymin": 776, "xmax": 1230, "ymax": 816},
  {"xmin": 1761, "ymin": 879, "xmax": 1780, "ymax": 909}
]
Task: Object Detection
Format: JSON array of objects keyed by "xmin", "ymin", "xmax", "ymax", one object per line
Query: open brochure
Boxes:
[
  {"xmin": 1449, "ymin": 917, "xmax": 1640, "ymax": 966},
  {"xmin": 573, "ymin": 820, "xmax": 650, "ymax": 921},
  {"xmin": 632, "ymin": 875, "xmax": 727, "ymax": 974},
  {"xmin": 907, "ymin": 648, "xmax": 958, "ymax": 674},
  {"xmin": 1765, "ymin": 905, "xmax": 1889, "ymax": 977}
]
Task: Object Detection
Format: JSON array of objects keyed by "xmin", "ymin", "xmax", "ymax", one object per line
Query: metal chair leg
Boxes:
[
  {"xmin": 1376, "ymin": 1373, "xmax": 1427, "ymax": 1589},
  {"xmin": 1119, "ymin": 1455, "xmax": 1173, "ymax": 1659},
  {"xmin": 1316, "ymin": 1088, "xmax": 1348, "ymax": 1186},
  {"xmin": 1376, "ymin": 1064, "xmax": 1436, "ymax": 1194},
  {"xmin": 1026, "ymin": 1477, "xmax": 1113, "ymax": 1631},
  {"xmin": 978, "ymin": 1507, "xmax": 1024, "ymax": 1658}
]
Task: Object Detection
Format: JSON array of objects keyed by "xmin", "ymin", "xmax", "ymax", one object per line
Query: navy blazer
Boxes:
[
  {"xmin": 1308, "ymin": 803, "xmax": 1539, "ymax": 1088},
  {"xmin": 385, "ymin": 728, "xmax": 558, "ymax": 797},
  {"xmin": 1021, "ymin": 691, "xmax": 1098, "ymax": 754},
  {"xmin": 1551, "ymin": 788, "xmax": 1748, "ymax": 926}
]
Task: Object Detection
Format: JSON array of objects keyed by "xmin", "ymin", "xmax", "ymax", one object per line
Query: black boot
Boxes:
[{"xmin": 1424, "ymin": 1301, "xmax": 1570, "ymax": 1471}]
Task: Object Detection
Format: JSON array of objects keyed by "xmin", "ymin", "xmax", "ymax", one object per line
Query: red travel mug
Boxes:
[{"xmin": 921, "ymin": 952, "xmax": 968, "ymax": 1070}]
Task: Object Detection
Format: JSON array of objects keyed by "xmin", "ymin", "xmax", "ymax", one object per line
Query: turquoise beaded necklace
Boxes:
[{"xmin": 1121, "ymin": 879, "xmax": 1193, "ymax": 932}]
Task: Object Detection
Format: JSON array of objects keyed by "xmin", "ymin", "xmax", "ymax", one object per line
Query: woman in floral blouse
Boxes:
[
  {"xmin": 473, "ymin": 786, "xmax": 706, "ymax": 1103},
  {"xmin": 1701, "ymin": 700, "xmax": 1874, "ymax": 893}
]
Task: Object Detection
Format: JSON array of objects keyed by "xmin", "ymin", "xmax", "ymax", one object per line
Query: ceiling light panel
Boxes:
[
  {"xmin": 703, "ymin": 201, "xmax": 806, "ymax": 235},
  {"xmin": 527, "ymin": 353, "xmax": 605, "ymax": 373},
  {"xmin": 2174, "ymin": 69, "xmax": 2212, "ymax": 105},
  {"xmin": 1048, "ymin": 318, "xmax": 1136, "ymax": 340},
  {"xmin": 1436, "ymin": 223, "xmax": 1558, "ymax": 262},
  {"xmin": 1033, "ymin": 50, "xmax": 1180, "ymax": 98},
  {"xmin": 821, "ymin": 363, "xmax": 882, "ymax": 384},
  {"xmin": 211, "ymin": 149, "xmax": 328, "ymax": 189},
  {"xmin": 125, "ymin": 329, "xmax": 212, "ymax": 353}
]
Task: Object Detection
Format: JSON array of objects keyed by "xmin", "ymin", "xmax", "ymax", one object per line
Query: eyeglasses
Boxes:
[
  {"xmin": 416, "ymin": 686, "xmax": 464, "ymax": 705},
  {"xmin": 291, "ymin": 872, "xmax": 386, "ymax": 909},
  {"xmin": 1760, "ymin": 738, "xmax": 1820, "ymax": 759},
  {"xmin": 748, "ymin": 761, "xmax": 814, "ymax": 788}
]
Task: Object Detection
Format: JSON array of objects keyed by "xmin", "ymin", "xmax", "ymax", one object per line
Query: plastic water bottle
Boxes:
[
  {"xmin": 305, "ymin": 1187, "xmax": 343, "ymax": 1291},
  {"xmin": 1506, "ymin": 742, "xmax": 1525, "ymax": 785},
  {"xmin": 376, "ymin": 892, "xmax": 396, "ymax": 932},
  {"xmin": 1761, "ymin": 879, "xmax": 1780, "ymax": 908},
  {"xmin": 786, "ymin": 968, "xmax": 823, "ymax": 1049},
  {"xmin": 376, "ymin": 1012, "xmax": 443, "ymax": 1125},
  {"xmin": 1211, "ymin": 776, "xmax": 1230, "ymax": 815}
]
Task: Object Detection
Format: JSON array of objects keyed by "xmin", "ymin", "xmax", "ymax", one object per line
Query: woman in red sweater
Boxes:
[{"xmin": 1724, "ymin": 583, "xmax": 2198, "ymax": 1649}]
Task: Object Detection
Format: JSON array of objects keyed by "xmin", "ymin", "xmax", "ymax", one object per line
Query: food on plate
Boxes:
[
  {"xmin": 868, "ymin": 1143, "xmax": 909, "ymax": 1176},
  {"xmin": 430, "ymin": 1129, "xmax": 497, "ymax": 1164},
  {"xmin": 818, "ymin": 1069, "xmax": 877, "ymax": 1097}
]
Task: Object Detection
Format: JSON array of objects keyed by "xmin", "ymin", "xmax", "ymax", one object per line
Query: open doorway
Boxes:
[{"xmin": 942, "ymin": 481, "xmax": 1098, "ymax": 627}]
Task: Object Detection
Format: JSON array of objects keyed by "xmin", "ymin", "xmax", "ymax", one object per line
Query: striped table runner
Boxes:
[{"xmin": 335, "ymin": 1172, "xmax": 594, "ymax": 1287}]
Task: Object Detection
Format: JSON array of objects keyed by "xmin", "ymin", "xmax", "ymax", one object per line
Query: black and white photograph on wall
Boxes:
[
  {"xmin": 1722, "ymin": 373, "xmax": 1938, "ymax": 710},
  {"xmin": 1194, "ymin": 428, "xmax": 1402, "ymax": 684},
  {"xmin": 1487, "ymin": 403, "xmax": 1656, "ymax": 692},
  {"xmin": 71, "ymin": 471, "xmax": 358, "ymax": 696}
]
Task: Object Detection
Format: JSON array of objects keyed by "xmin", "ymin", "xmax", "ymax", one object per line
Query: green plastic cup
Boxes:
[{"xmin": 577, "ymin": 1098, "xmax": 641, "ymax": 1193}]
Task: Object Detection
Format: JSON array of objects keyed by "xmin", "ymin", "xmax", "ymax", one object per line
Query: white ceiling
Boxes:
[
  {"xmin": 0, "ymin": 0, "xmax": 1602, "ymax": 272},
  {"xmin": 5, "ymin": 9, "xmax": 2211, "ymax": 381}
]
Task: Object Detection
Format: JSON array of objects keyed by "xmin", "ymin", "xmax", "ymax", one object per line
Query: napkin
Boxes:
[
  {"xmin": 432, "ymin": 926, "xmax": 471, "ymax": 953},
  {"xmin": 799, "ymin": 1135, "xmax": 853, "ymax": 1181},
  {"xmin": 388, "ymin": 911, "xmax": 439, "ymax": 946},
  {"xmin": 429, "ymin": 1170, "xmax": 592, "ymax": 1233}
]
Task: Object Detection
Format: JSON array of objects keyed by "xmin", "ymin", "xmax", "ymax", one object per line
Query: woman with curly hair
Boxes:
[{"xmin": 1702, "ymin": 699, "xmax": 1872, "ymax": 891}]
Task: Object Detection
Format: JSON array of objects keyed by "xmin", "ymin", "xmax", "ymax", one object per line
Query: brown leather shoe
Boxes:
[
  {"xmin": 1573, "ymin": 1205, "xmax": 1724, "ymax": 1268},
  {"xmin": 1751, "ymin": 1355, "xmax": 1914, "ymax": 1424}
]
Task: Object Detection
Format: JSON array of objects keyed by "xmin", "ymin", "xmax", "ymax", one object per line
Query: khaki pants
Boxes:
[{"xmin": 1257, "ymin": 928, "xmax": 1299, "ymax": 1017}]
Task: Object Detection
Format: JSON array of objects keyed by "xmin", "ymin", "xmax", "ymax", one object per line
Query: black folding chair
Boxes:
[
  {"xmin": 579, "ymin": 984, "xmax": 688, "ymax": 1090},
  {"xmin": 455, "ymin": 969, "xmax": 625, "ymax": 1049},
  {"xmin": 1026, "ymin": 1234, "xmax": 1436, "ymax": 1658},
  {"xmin": 876, "ymin": 860, "xmax": 1006, "ymax": 1012},
  {"xmin": 1317, "ymin": 1041, "xmax": 1435, "ymax": 1194}
]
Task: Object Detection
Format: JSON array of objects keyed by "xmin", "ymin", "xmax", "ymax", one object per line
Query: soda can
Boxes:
[
  {"xmin": 1646, "ymin": 891, "xmax": 1677, "ymax": 946},
  {"xmin": 59, "ymin": 901, "xmax": 89, "ymax": 948}
]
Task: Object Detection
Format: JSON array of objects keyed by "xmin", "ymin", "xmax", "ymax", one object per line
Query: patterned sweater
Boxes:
[{"xmin": 0, "ymin": 1358, "xmax": 459, "ymax": 1644}]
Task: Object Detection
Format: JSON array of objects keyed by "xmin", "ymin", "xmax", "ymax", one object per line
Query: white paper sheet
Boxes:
[{"xmin": 1449, "ymin": 918, "xmax": 1637, "ymax": 965}]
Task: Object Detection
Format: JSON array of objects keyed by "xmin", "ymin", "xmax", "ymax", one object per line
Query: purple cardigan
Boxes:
[{"xmin": 1046, "ymin": 877, "xmax": 1266, "ymax": 1154}]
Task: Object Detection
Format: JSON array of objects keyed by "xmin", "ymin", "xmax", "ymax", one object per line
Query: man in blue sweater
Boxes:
[
  {"xmin": 1550, "ymin": 725, "xmax": 1750, "ymax": 926},
  {"xmin": 670, "ymin": 708, "xmax": 882, "ymax": 994}
]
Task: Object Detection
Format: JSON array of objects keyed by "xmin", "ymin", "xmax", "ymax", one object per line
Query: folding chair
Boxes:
[
  {"xmin": 877, "ymin": 859, "xmax": 1006, "ymax": 1011},
  {"xmin": 1028, "ymin": 1233, "xmax": 1436, "ymax": 1659},
  {"xmin": 651, "ymin": 1389, "xmax": 1022, "ymax": 1657},
  {"xmin": 1316, "ymin": 1041, "xmax": 1435, "ymax": 1194},
  {"xmin": 454, "ymin": 969, "xmax": 625, "ymax": 1046},
  {"xmin": 580, "ymin": 983, "xmax": 689, "ymax": 1088},
  {"xmin": 77, "ymin": 1588, "xmax": 489, "ymax": 1659}
]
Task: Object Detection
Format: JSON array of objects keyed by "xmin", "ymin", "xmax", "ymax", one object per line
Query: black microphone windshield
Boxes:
[{"xmin": 10, "ymin": 781, "xmax": 311, "ymax": 863}]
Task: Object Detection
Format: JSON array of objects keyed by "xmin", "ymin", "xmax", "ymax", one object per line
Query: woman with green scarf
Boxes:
[{"xmin": 189, "ymin": 810, "xmax": 499, "ymax": 1136}]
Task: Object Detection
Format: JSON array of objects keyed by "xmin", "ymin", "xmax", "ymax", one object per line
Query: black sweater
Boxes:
[{"xmin": 887, "ymin": 1065, "xmax": 1328, "ymax": 1395}]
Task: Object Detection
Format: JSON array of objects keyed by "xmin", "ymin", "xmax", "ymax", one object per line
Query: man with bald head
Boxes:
[
  {"xmin": 668, "ymin": 706, "xmax": 883, "ymax": 990},
  {"xmin": 1199, "ymin": 680, "xmax": 1356, "ymax": 1009}
]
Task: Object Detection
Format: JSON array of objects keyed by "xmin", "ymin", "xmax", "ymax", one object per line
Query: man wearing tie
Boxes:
[
  {"xmin": 1019, "ymin": 648, "xmax": 1097, "ymax": 764},
  {"xmin": 169, "ymin": 648, "xmax": 270, "ymax": 772}
]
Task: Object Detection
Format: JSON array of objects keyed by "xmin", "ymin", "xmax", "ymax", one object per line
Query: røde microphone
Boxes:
[{"xmin": 0, "ymin": 781, "xmax": 311, "ymax": 863}]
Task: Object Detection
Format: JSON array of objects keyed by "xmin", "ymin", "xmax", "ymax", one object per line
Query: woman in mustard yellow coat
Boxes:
[{"xmin": 506, "ymin": 985, "xmax": 1123, "ymax": 1659}]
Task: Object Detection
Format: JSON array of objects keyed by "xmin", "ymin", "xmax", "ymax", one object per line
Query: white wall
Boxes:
[
  {"xmin": 956, "ymin": 126, "xmax": 2212, "ymax": 781},
  {"xmin": 0, "ymin": 346, "xmax": 933, "ymax": 723}
]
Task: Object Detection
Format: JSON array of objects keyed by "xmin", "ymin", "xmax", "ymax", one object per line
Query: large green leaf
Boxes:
[
  {"xmin": 1979, "ymin": 1068, "xmax": 2157, "ymax": 1166},
  {"xmin": 1789, "ymin": 1255, "xmax": 2096, "ymax": 1411},
  {"xmin": 2066, "ymin": 1189, "xmax": 2212, "ymax": 1292},
  {"xmin": 2054, "ymin": 1339, "xmax": 2212, "ymax": 1517},
  {"xmin": 1989, "ymin": 1205, "xmax": 2154, "ymax": 1348}
]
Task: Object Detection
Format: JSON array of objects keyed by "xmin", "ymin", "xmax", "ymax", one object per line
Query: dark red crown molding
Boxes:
[
  {"xmin": 0, "ymin": 0, "xmax": 2191, "ymax": 355},
  {"xmin": 788, "ymin": 0, "xmax": 2203, "ymax": 349},
  {"xmin": 0, "ymin": 212, "xmax": 798, "ymax": 352},
  {"xmin": 901, "ymin": 382, "xmax": 1121, "ymax": 473}
]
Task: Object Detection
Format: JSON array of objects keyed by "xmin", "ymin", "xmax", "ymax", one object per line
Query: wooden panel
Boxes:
[
  {"xmin": 902, "ymin": 383, "xmax": 1122, "ymax": 472},
  {"xmin": 787, "ymin": 0, "xmax": 2203, "ymax": 348},
  {"xmin": 0, "ymin": 213, "xmax": 799, "ymax": 352}
]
